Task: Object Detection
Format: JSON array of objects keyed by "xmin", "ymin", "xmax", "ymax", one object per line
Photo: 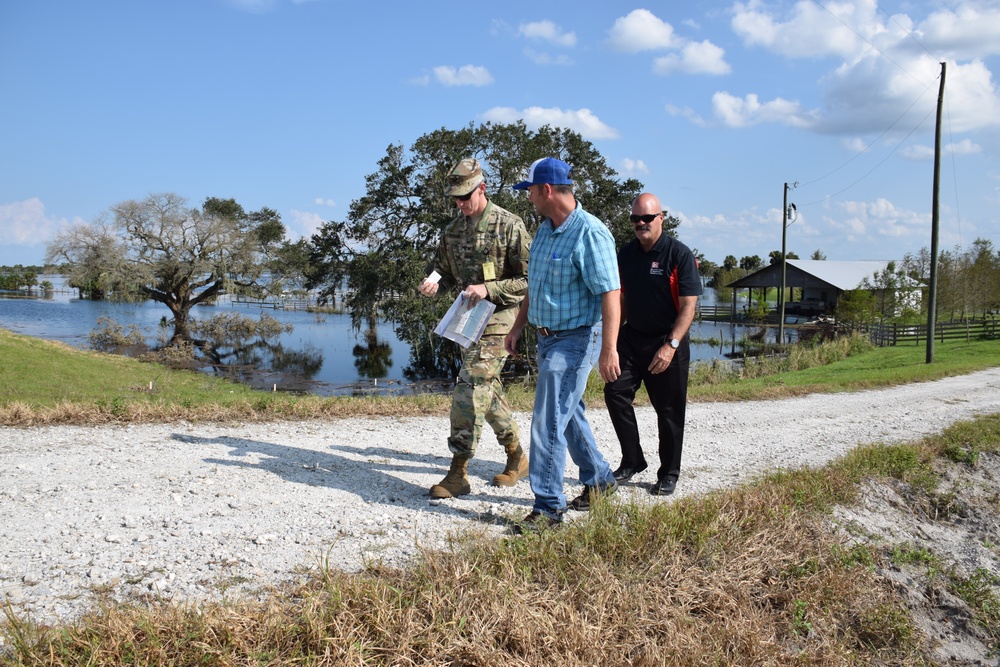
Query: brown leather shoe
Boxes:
[
  {"xmin": 429, "ymin": 457, "xmax": 471, "ymax": 498},
  {"xmin": 492, "ymin": 444, "xmax": 528, "ymax": 486}
]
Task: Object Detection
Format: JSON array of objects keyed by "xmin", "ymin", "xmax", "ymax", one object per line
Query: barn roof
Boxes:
[{"xmin": 726, "ymin": 260, "xmax": 902, "ymax": 290}]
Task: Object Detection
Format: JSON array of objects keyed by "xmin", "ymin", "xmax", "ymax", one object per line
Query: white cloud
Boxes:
[
  {"xmin": 711, "ymin": 92, "xmax": 818, "ymax": 128},
  {"xmin": 949, "ymin": 138, "xmax": 984, "ymax": 155},
  {"xmin": 0, "ymin": 198, "xmax": 81, "ymax": 248},
  {"xmin": 223, "ymin": 0, "xmax": 277, "ymax": 13},
  {"xmin": 620, "ymin": 158, "xmax": 650, "ymax": 176},
  {"xmin": 314, "ymin": 197, "xmax": 336, "ymax": 207},
  {"xmin": 654, "ymin": 40, "xmax": 731, "ymax": 75},
  {"xmin": 831, "ymin": 197, "xmax": 928, "ymax": 245},
  {"xmin": 900, "ymin": 145, "xmax": 935, "ymax": 161},
  {"xmin": 727, "ymin": 1, "xmax": 1000, "ymax": 136},
  {"xmin": 680, "ymin": 209, "xmax": 762, "ymax": 260},
  {"xmin": 606, "ymin": 9, "xmax": 678, "ymax": 53},
  {"xmin": 523, "ymin": 48, "xmax": 573, "ymax": 66},
  {"xmin": 817, "ymin": 54, "xmax": 1000, "ymax": 135},
  {"xmin": 677, "ymin": 193, "xmax": 972, "ymax": 263},
  {"xmin": 608, "ymin": 9, "xmax": 730, "ymax": 77},
  {"xmin": 916, "ymin": 4, "xmax": 1000, "ymax": 59},
  {"xmin": 665, "ymin": 103, "xmax": 700, "ymax": 122},
  {"xmin": 518, "ymin": 20, "xmax": 576, "ymax": 47},
  {"xmin": 902, "ymin": 138, "xmax": 982, "ymax": 161},
  {"xmin": 288, "ymin": 209, "xmax": 325, "ymax": 241},
  {"xmin": 490, "ymin": 19, "xmax": 511, "ymax": 37},
  {"xmin": 731, "ymin": 0, "xmax": 868, "ymax": 59},
  {"xmin": 842, "ymin": 137, "xmax": 869, "ymax": 153},
  {"xmin": 224, "ymin": 0, "xmax": 317, "ymax": 12},
  {"xmin": 432, "ymin": 65, "xmax": 494, "ymax": 87},
  {"xmin": 481, "ymin": 106, "xmax": 620, "ymax": 140},
  {"xmin": 932, "ymin": 58, "xmax": 1000, "ymax": 133}
]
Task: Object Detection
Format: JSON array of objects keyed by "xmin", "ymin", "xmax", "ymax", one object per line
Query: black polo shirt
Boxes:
[{"xmin": 618, "ymin": 233, "xmax": 702, "ymax": 337}]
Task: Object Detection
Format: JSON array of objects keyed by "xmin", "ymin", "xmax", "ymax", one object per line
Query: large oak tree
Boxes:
[
  {"xmin": 46, "ymin": 193, "xmax": 286, "ymax": 341},
  {"xmin": 307, "ymin": 121, "xmax": 644, "ymax": 378}
]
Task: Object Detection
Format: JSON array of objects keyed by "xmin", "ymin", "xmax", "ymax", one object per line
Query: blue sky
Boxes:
[{"xmin": 2, "ymin": 0, "xmax": 998, "ymax": 269}]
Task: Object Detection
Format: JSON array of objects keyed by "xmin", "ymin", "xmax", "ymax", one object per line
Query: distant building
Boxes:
[{"xmin": 725, "ymin": 260, "xmax": 923, "ymax": 317}]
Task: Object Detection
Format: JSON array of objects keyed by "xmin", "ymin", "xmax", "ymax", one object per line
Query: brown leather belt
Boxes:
[{"xmin": 537, "ymin": 327, "xmax": 556, "ymax": 336}]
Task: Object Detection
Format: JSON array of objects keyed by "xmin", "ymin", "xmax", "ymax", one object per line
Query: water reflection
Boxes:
[
  {"xmin": 1, "ymin": 277, "xmax": 779, "ymax": 396},
  {"xmin": 692, "ymin": 321, "xmax": 792, "ymax": 361},
  {"xmin": 353, "ymin": 323, "xmax": 393, "ymax": 379},
  {"xmin": 0, "ymin": 280, "xmax": 404, "ymax": 395},
  {"xmin": 199, "ymin": 339, "xmax": 326, "ymax": 393}
]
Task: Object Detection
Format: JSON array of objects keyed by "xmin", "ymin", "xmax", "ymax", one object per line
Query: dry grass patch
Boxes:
[
  {"xmin": 0, "ymin": 393, "xmax": 452, "ymax": 427},
  {"xmin": 3, "ymin": 477, "xmax": 929, "ymax": 666}
]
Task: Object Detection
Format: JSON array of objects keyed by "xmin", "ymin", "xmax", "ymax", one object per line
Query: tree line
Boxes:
[
  {"xmin": 703, "ymin": 241, "xmax": 1000, "ymax": 326},
  {"xmin": 38, "ymin": 122, "xmax": 649, "ymax": 377},
  {"xmin": 22, "ymin": 120, "xmax": 1000, "ymax": 377},
  {"xmin": 0, "ymin": 268, "xmax": 55, "ymax": 291}
]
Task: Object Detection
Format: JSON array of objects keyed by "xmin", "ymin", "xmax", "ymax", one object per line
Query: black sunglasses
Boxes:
[
  {"xmin": 629, "ymin": 213, "xmax": 660, "ymax": 224},
  {"xmin": 453, "ymin": 190, "xmax": 475, "ymax": 202}
]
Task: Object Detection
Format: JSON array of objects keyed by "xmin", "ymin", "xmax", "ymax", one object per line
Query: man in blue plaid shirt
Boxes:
[{"xmin": 504, "ymin": 157, "xmax": 622, "ymax": 533}]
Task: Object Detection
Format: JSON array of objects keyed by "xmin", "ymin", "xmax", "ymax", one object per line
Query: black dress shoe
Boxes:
[
  {"xmin": 568, "ymin": 480, "xmax": 618, "ymax": 511},
  {"xmin": 649, "ymin": 478, "xmax": 677, "ymax": 496},
  {"xmin": 511, "ymin": 510, "xmax": 563, "ymax": 535},
  {"xmin": 612, "ymin": 464, "xmax": 648, "ymax": 483}
]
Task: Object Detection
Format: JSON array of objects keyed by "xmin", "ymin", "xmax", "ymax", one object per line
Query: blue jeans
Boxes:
[{"xmin": 528, "ymin": 325, "xmax": 616, "ymax": 518}]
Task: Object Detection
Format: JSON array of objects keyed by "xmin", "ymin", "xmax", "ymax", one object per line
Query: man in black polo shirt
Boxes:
[{"xmin": 604, "ymin": 192, "xmax": 702, "ymax": 496}]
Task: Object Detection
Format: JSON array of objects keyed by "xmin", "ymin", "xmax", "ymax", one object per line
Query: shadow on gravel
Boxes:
[
  {"xmin": 328, "ymin": 443, "xmax": 537, "ymax": 497},
  {"xmin": 171, "ymin": 434, "xmax": 538, "ymax": 527},
  {"xmin": 172, "ymin": 433, "xmax": 431, "ymax": 502}
]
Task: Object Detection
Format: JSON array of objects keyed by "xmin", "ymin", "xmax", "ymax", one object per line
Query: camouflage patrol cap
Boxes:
[{"xmin": 444, "ymin": 158, "xmax": 484, "ymax": 197}]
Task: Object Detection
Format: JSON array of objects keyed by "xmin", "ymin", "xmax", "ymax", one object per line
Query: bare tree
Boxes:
[{"xmin": 46, "ymin": 193, "xmax": 285, "ymax": 341}]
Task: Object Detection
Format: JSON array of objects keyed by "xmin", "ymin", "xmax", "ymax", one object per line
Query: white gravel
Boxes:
[{"xmin": 2, "ymin": 367, "xmax": 999, "ymax": 626}]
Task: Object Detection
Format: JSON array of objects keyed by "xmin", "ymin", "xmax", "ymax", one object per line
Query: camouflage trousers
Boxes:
[{"xmin": 447, "ymin": 334, "xmax": 520, "ymax": 458}]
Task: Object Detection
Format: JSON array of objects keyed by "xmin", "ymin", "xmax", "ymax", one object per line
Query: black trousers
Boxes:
[{"xmin": 603, "ymin": 325, "xmax": 691, "ymax": 482}]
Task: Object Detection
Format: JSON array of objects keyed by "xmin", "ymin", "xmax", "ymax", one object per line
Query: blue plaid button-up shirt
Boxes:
[{"xmin": 527, "ymin": 202, "xmax": 620, "ymax": 331}]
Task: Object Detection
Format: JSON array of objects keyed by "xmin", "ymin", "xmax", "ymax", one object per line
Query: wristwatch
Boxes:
[{"xmin": 668, "ymin": 338, "xmax": 680, "ymax": 349}]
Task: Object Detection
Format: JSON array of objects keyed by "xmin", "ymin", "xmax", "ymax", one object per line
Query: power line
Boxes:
[
  {"xmin": 797, "ymin": 87, "xmax": 933, "ymax": 189},
  {"xmin": 795, "ymin": 0, "xmax": 943, "ymax": 203},
  {"xmin": 812, "ymin": 0, "xmax": 933, "ymax": 87},
  {"xmin": 798, "ymin": 103, "xmax": 936, "ymax": 208},
  {"xmin": 873, "ymin": 2, "xmax": 936, "ymax": 60},
  {"xmin": 945, "ymin": 92, "xmax": 963, "ymax": 249}
]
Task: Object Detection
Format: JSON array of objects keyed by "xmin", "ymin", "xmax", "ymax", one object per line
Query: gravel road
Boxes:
[{"xmin": 2, "ymin": 367, "xmax": 998, "ymax": 626}]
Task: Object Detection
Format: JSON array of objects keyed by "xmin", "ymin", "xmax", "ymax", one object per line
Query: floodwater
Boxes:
[{"xmin": 0, "ymin": 277, "xmax": 762, "ymax": 396}]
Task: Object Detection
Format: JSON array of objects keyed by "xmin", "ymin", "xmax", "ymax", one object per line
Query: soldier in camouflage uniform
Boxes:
[{"xmin": 418, "ymin": 158, "xmax": 532, "ymax": 498}]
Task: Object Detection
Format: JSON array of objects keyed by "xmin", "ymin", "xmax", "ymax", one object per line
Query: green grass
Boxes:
[
  {"xmin": 0, "ymin": 327, "xmax": 452, "ymax": 423},
  {"xmin": 688, "ymin": 335, "xmax": 1000, "ymax": 401},
  {"xmin": 3, "ymin": 327, "xmax": 998, "ymax": 424},
  {"xmin": 8, "ymin": 416, "xmax": 1000, "ymax": 664},
  {"xmin": 2, "ymin": 326, "xmax": 1000, "ymax": 664},
  {"xmin": 0, "ymin": 327, "xmax": 261, "ymax": 406}
]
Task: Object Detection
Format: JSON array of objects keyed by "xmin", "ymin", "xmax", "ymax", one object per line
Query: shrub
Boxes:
[{"xmin": 89, "ymin": 316, "xmax": 146, "ymax": 353}]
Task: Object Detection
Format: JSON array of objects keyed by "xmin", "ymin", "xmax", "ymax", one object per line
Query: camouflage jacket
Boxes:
[{"xmin": 432, "ymin": 200, "xmax": 531, "ymax": 336}]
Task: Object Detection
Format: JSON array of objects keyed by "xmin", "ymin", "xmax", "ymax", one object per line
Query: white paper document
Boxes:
[{"xmin": 433, "ymin": 293, "xmax": 496, "ymax": 348}]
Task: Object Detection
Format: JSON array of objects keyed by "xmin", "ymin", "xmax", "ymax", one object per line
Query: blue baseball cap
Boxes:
[{"xmin": 512, "ymin": 157, "xmax": 573, "ymax": 190}]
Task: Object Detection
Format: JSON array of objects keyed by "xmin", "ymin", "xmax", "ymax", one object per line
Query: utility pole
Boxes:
[
  {"xmin": 778, "ymin": 182, "xmax": 796, "ymax": 344},
  {"xmin": 926, "ymin": 62, "xmax": 946, "ymax": 364}
]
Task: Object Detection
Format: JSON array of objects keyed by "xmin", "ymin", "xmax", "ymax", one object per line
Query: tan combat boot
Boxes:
[
  {"xmin": 429, "ymin": 456, "xmax": 471, "ymax": 498},
  {"xmin": 492, "ymin": 443, "xmax": 529, "ymax": 486}
]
